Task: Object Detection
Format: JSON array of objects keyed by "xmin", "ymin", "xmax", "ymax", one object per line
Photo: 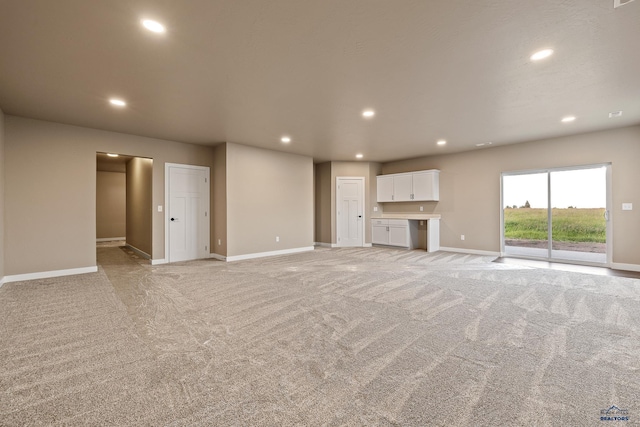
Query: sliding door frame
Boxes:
[{"xmin": 500, "ymin": 163, "xmax": 612, "ymax": 267}]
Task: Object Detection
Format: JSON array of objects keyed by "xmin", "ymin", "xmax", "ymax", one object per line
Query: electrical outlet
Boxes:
[
  {"xmin": 276, "ymin": 236, "xmax": 280, "ymax": 242},
  {"xmin": 373, "ymin": 206, "xmax": 378, "ymax": 212},
  {"xmin": 419, "ymin": 206, "xmax": 424, "ymax": 212},
  {"xmin": 218, "ymin": 239, "xmax": 221, "ymax": 245},
  {"xmin": 622, "ymin": 203, "xmax": 633, "ymax": 211},
  {"xmin": 461, "ymin": 235, "xmax": 465, "ymax": 241},
  {"xmin": 157, "ymin": 205, "xmax": 163, "ymax": 212}
]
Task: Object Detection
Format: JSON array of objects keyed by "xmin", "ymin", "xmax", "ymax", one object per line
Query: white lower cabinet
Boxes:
[
  {"xmin": 372, "ymin": 219, "xmax": 418, "ymax": 249},
  {"xmin": 372, "ymin": 219, "xmax": 390, "ymax": 245}
]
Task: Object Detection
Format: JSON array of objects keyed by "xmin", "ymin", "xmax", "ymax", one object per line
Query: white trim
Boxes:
[
  {"xmin": 611, "ymin": 262, "xmax": 640, "ymax": 273},
  {"xmin": 0, "ymin": 277, "xmax": 5, "ymax": 288},
  {"xmin": 210, "ymin": 253, "xmax": 227, "ymax": 261},
  {"xmin": 96, "ymin": 237, "xmax": 125, "ymax": 242},
  {"xmin": 151, "ymin": 259, "xmax": 167, "ymax": 265},
  {"xmin": 125, "ymin": 244, "xmax": 151, "ymax": 260},
  {"xmin": 165, "ymin": 163, "xmax": 211, "ymax": 264},
  {"xmin": 440, "ymin": 247, "xmax": 501, "ymax": 257},
  {"xmin": 226, "ymin": 246, "xmax": 314, "ymax": 262},
  {"xmin": 314, "ymin": 242, "xmax": 332, "ymax": 248},
  {"xmin": 3, "ymin": 266, "xmax": 98, "ymax": 283},
  {"xmin": 363, "ymin": 243, "xmax": 372, "ymax": 247}
]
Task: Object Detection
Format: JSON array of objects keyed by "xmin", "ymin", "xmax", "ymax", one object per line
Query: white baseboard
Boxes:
[
  {"xmin": 611, "ymin": 262, "xmax": 640, "ymax": 273},
  {"xmin": 225, "ymin": 246, "xmax": 315, "ymax": 262},
  {"xmin": 96, "ymin": 237, "xmax": 125, "ymax": 242},
  {"xmin": 125, "ymin": 244, "xmax": 151, "ymax": 260},
  {"xmin": 363, "ymin": 243, "xmax": 373, "ymax": 248},
  {"xmin": 210, "ymin": 253, "xmax": 226, "ymax": 261},
  {"xmin": 151, "ymin": 259, "xmax": 167, "ymax": 265},
  {"xmin": 440, "ymin": 246, "xmax": 501, "ymax": 257},
  {"xmin": 0, "ymin": 276, "xmax": 5, "ymax": 289},
  {"xmin": 3, "ymin": 266, "xmax": 99, "ymax": 284},
  {"xmin": 314, "ymin": 242, "xmax": 332, "ymax": 248}
]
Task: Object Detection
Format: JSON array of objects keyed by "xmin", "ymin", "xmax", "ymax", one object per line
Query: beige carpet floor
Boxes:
[{"xmin": 1, "ymin": 247, "xmax": 639, "ymax": 426}]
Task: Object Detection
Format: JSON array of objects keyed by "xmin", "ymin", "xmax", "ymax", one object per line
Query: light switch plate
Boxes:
[
  {"xmin": 622, "ymin": 203, "xmax": 633, "ymax": 211},
  {"xmin": 158, "ymin": 205, "xmax": 163, "ymax": 212},
  {"xmin": 373, "ymin": 206, "xmax": 378, "ymax": 212}
]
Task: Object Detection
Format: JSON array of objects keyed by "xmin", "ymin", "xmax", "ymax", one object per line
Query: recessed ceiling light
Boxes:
[
  {"xmin": 109, "ymin": 98, "xmax": 127, "ymax": 107},
  {"xmin": 530, "ymin": 48, "xmax": 554, "ymax": 61},
  {"xmin": 437, "ymin": 140, "xmax": 447, "ymax": 146},
  {"xmin": 609, "ymin": 111, "xmax": 623, "ymax": 118},
  {"xmin": 107, "ymin": 153, "xmax": 119, "ymax": 158},
  {"xmin": 355, "ymin": 153, "xmax": 364, "ymax": 159},
  {"xmin": 281, "ymin": 136, "xmax": 291, "ymax": 143},
  {"xmin": 142, "ymin": 19, "xmax": 166, "ymax": 34},
  {"xmin": 362, "ymin": 109, "xmax": 375, "ymax": 118},
  {"xmin": 561, "ymin": 116, "xmax": 576, "ymax": 123}
]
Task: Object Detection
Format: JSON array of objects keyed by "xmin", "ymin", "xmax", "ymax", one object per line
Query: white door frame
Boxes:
[
  {"xmin": 336, "ymin": 176, "xmax": 365, "ymax": 247},
  {"xmin": 164, "ymin": 163, "xmax": 210, "ymax": 263}
]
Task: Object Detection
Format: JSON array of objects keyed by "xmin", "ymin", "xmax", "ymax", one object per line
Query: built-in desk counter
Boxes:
[{"xmin": 371, "ymin": 214, "xmax": 440, "ymax": 252}]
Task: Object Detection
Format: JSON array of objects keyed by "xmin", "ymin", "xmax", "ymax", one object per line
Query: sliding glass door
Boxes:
[{"xmin": 502, "ymin": 165, "xmax": 609, "ymax": 265}]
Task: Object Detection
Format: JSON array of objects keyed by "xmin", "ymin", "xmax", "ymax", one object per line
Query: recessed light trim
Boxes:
[
  {"xmin": 281, "ymin": 136, "xmax": 291, "ymax": 143},
  {"xmin": 561, "ymin": 116, "xmax": 576, "ymax": 123},
  {"xmin": 142, "ymin": 19, "xmax": 166, "ymax": 33},
  {"xmin": 107, "ymin": 153, "xmax": 119, "ymax": 158},
  {"xmin": 530, "ymin": 48, "xmax": 554, "ymax": 61},
  {"xmin": 437, "ymin": 140, "xmax": 447, "ymax": 146},
  {"xmin": 362, "ymin": 109, "xmax": 375, "ymax": 118},
  {"xmin": 109, "ymin": 98, "xmax": 126, "ymax": 107},
  {"xmin": 355, "ymin": 153, "xmax": 364, "ymax": 159}
]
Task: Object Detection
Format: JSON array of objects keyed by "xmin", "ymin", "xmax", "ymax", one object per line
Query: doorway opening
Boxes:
[
  {"xmin": 501, "ymin": 164, "xmax": 610, "ymax": 265},
  {"xmin": 96, "ymin": 153, "xmax": 153, "ymax": 260}
]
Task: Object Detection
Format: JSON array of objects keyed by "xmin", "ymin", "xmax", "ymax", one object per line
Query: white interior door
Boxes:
[
  {"xmin": 337, "ymin": 177, "xmax": 364, "ymax": 247},
  {"xmin": 166, "ymin": 164, "xmax": 210, "ymax": 262}
]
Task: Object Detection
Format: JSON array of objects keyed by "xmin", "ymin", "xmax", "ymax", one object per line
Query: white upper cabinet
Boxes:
[
  {"xmin": 376, "ymin": 175, "xmax": 394, "ymax": 202},
  {"xmin": 392, "ymin": 173, "xmax": 413, "ymax": 201},
  {"xmin": 376, "ymin": 170, "xmax": 439, "ymax": 202},
  {"xmin": 412, "ymin": 170, "xmax": 439, "ymax": 201}
]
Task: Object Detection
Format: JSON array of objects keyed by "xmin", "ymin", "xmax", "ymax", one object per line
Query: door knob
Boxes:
[{"xmin": 171, "ymin": 217, "xmax": 176, "ymax": 221}]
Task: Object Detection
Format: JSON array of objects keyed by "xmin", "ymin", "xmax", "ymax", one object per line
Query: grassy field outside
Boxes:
[{"xmin": 504, "ymin": 208, "xmax": 606, "ymax": 243}]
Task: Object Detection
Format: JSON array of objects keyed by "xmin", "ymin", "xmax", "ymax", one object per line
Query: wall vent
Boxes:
[{"xmin": 614, "ymin": 0, "xmax": 636, "ymax": 8}]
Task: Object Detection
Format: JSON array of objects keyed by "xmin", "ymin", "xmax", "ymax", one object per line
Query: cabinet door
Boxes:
[
  {"xmin": 393, "ymin": 173, "xmax": 413, "ymax": 201},
  {"xmin": 372, "ymin": 225, "xmax": 389, "ymax": 245},
  {"xmin": 412, "ymin": 171, "xmax": 439, "ymax": 201},
  {"xmin": 376, "ymin": 176, "xmax": 394, "ymax": 202},
  {"xmin": 388, "ymin": 225, "xmax": 409, "ymax": 247}
]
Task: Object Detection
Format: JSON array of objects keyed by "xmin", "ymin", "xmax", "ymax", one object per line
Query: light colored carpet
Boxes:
[{"xmin": 1, "ymin": 247, "xmax": 639, "ymax": 426}]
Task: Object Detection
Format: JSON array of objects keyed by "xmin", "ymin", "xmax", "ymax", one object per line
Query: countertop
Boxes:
[{"xmin": 371, "ymin": 213, "xmax": 441, "ymax": 220}]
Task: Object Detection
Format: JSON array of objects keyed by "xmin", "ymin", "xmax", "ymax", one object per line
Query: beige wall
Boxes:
[
  {"xmin": 96, "ymin": 171, "xmax": 126, "ymax": 239},
  {"xmin": 381, "ymin": 125, "xmax": 640, "ymax": 266},
  {"xmin": 4, "ymin": 116, "xmax": 214, "ymax": 275},
  {"xmin": 226, "ymin": 143, "xmax": 313, "ymax": 257},
  {"xmin": 126, "ymin": 158, "xmax": 153, "ymax": 256},
  {"xmin": 0, "ymin": 108, "xmax": 5, "ymax": 280},
  {"xmin": 314, "ymin": 162, "xmax": 331, "ymax": 244},
  {"xmin": 212, "ymin": 144, "xmax": 227, "ymax": 256}
]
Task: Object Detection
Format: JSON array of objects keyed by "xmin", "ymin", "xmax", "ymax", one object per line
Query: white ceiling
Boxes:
[{"xmin": 1, "ymin": 0, "xmax": 639, "ymax": 163}]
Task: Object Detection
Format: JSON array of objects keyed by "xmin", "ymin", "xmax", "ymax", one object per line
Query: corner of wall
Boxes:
[{"xmin": 0, "ymin": 108, "xmax": 5, "ymax": 283}]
